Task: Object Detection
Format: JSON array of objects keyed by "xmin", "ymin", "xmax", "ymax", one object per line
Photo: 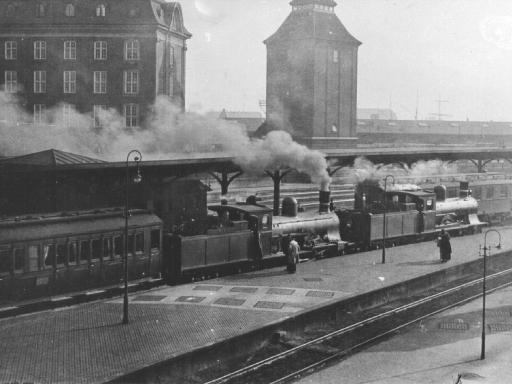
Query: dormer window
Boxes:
[
  {"xmin": 66, "ymin": 3, "xmax": 75, "ymax": 16},
  {"xmin": 96, "ymin": 4, "xmax": 106, "ymax": 17},
  {"xmin": 35, "ymin": 3, "xmax": 45, "ymax": 17}
]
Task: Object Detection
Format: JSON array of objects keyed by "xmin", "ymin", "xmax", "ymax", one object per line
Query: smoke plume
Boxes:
[{"xmin": 0, "ymin": 93, "xmax": 331, "ymax": 189}]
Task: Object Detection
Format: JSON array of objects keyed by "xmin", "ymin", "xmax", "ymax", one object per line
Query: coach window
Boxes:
[
  {"xmin": 426, "ymin": 198, "xmax": 434, "ymax": 211},
  {"xmin": 485, "ymin": 187, "xmax": 494, "ymax": 200},
  {"xmin": 113, "ymin": 236, "xmax": 122, "ymax": 258},
  {"xmin": 14, "ymin": 247, "xmax": 25, "ymax": 272},
  {"xmin": 56, "ymin": 243, "xmax": 67, "ymax": 266},
  {"xmin": 150, "ymin": 229, "xmax": 160, "ymax": 250},
  {"xmin": 28, "ymin": 245, "xmax": 39, "ymax": 271},
  {"xmin": 127, "ymin": 234, "xmax": 134, "ymax": 255},
  {"xmin": 44, "ymin": 244, "xmax": 56, "ymax": 268},
  {"xmin": 472, "ymin": 186, "xmax": 482, "ymax": 200},
  {"xmin": 0, "ymin": 248, "xmax": 12, "ymax": 274},
  {"xmin": 68, "ymin": 242, "xmax": 77, "ymax": 264},
  {"xmin": 499, "ymin": 185, "xmax": 508, "ymax": 199},
  {"xmin": 135, "ymin": 233, "xmax": 144, "ymax": 254},
  {"xmin": 80, "ymin": 240, "xmax": 90, "ymax": 263},
  {"xmin": 103, "ymin": 238, "xmax": 111, "ymax": 259},
  {"xmin": 91, "ymin": 239, "xmax": 101, "ymax": 261}
]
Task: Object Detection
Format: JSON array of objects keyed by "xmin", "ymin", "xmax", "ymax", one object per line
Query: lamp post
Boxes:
[
  {"xmin": 382, "ymin": 175, "xmax": 395, "ymax": 264},
  {"xmin": 123, "ymin": 150, "xmax": 142, "ymax": 325},
  {"xmin": 480, "ymin": 229, "xmax": 501, "ymax": 359}
]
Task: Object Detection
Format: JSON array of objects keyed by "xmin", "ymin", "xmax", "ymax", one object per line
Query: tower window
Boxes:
[
  {"xmin": 333, "ymin": 50, "xmax": 339, "ymax": 63},
  {"xmin": 6, "ymin": 3, "xmax": 16, "ymax": 16},
  {"xmin": 96, "ymin": 4, "xmax": 106, "ymax": 17},
  {"xmin": 35, "ymin": 3, "xmax": 45, "ymax": 17},
  {"xmin": 66, "ymin": 3, "xmax": 74, "ymax": 16}
]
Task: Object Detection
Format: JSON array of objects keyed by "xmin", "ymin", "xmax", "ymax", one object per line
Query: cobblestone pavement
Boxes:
[{"xmin": 1, "ymin": 228, "xmax": 511, "ymax": 383}]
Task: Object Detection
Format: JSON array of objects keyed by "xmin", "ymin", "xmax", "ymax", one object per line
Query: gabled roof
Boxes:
[
  {"xmin": 265, "ymin": 7, "xmax": 361, "ymax": 45},
  {"xmin": 0, "ymin": 149, "xmax": 106, "ymax": 166}
]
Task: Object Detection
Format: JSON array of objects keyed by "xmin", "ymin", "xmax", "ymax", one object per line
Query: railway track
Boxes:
[{"xmin": 201, "ymin": 267, "xmax": 512, "ymax": 384}]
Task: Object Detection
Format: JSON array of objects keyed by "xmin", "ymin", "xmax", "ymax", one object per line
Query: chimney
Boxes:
[
  {"xmin": 460, "ymin": 181, "xmax": 469, "ymax": 199},
  {"xmin": 319, "ymin": 190, "xmax": 331, "ymax": 214}
]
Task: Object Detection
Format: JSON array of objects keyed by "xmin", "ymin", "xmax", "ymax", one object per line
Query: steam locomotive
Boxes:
[{"xmin": 0, "ymin": 179, "xmax": 487, "ymax": 303}]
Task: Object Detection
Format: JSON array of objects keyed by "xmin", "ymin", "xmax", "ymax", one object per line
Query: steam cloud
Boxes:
[
  {"xmin": 346, "ymin": 156, "xmax": 458, "ymax": 188},
  {"xmin": 0, "ymin": 92, "xmax": 331, "ymax": 189}
]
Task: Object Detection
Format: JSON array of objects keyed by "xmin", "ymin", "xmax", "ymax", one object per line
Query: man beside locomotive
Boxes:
[
  {"xmin": 438, "ymin": 229, "xmax": 452, "ymax": 262},
  {"xmin": 288, "ymin": 236, "xmax": 300, "ymax": 273}
]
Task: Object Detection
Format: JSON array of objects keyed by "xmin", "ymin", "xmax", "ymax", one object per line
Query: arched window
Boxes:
[
  {"xmin": 96, "ymin": 4, "xmax": 105, "ymax": 17},
  {"xmin": 6, "ymin": 3, "xmax": 16, "ymax": 17},
  {"xmin": 170, "ymin": 9, "xmax": 182, "ymax": 31},
  {"xmin": 124, "ymin": 40, "xmax": 140, "ymax": 60},
  {"xmin": 35, "ymin": 3, "xmax": 45, "ymax": 17},
  {"xmin": 66, "ymin": 3, "xmax": 75, "ymax": 16}
]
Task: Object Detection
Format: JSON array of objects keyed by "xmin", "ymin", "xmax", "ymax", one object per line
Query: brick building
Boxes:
[
  {"xmin": 0, "ymin": 0, "xmax": 191, "ymax": 128},
  {"xmin": 264, "ymin": 0, "xmax": 361, "ymax": 149}
]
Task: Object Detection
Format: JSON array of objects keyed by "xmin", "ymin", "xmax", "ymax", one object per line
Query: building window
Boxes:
[
  {"xmin": 64, "ymin": 41, "xmax": 76, "ymax": 59},
  {"xmin": 63, "ymin": 71, "xmax": 76, "ymax": 93},
  {"xmin": 125, "ymin": 40, "xmax": 140, "ymax": 60},
  {"xmin": 94, "ymin": 41, "xmax": 107, "ymax": 60},
  {"xmin": 4, "ymin": 71, "xmax": 17, "ymax": 93},
  {"xmin": 65, "ymin": 3, "xmax": 74, "ymax": 16},
  {"xmin": 34, "ymin": 104, "xmax": 46, "ymax": 125},
  {"xmin": 35, "ymin": 2, "xmax": 45, "ymax": 17},
  {"xmin": 333, "ymin": 50, "xmax": 339, "ymax": 63},
  {"xmin": 5, "ymin": 41, "xmax": 17, "ymax": 60},
  {"xmin": 332, "ymin": 124, "xmax": 338, "ymax": 132},
  {"xmin": 34, "ymin": 41, "xmax": 46, "ymax": 59},
  {"xmin": 93, "ymin": 105, "xmax": 106, "ymax": 127},
  {"xmin": 170, "ymin": 45, "xmax": 174, "ymax": 67},
  {"xmin": 94, "ymin": 71, "xmax": 107, "ymax": 93},
  {"xmin": 124, "ymin": 104, "xmax": 139, "ymax": 127},
  {"xmin": 34, "ymin": 71, "xmax": 46, "ymax": 93},
  {"xmin": 63, "ymin": 104, "xmax": 76, "ymax": 127},
  {"xmin": 96, "ymin": 4, "xmax": 105, "ymax": 17},
  {"xmin": 6, "ymin": 3, "xmax": 16, "ymax": 16},
  {"xmin": 124, "ymin": 71, "xmax": 139, "ymax": 94}
]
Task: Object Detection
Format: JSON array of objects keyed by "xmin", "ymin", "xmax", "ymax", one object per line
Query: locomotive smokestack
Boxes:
[
  {"xmin": 319, "ymin": 190, "xmax": 331, "ymax": 214},
  {"xmin": 460, "ymin": 181, "xmax": 470, "ymax": 199}
]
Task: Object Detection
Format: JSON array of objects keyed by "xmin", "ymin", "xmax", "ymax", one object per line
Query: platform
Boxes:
[{"xmin": 1, "ymin": 227, "xmax": 511, "ymax": 383}]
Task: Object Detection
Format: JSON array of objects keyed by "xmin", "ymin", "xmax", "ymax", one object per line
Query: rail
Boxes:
[{"xmin": 205, "ymin": 267, "xmax": 512, "ymax": 384}]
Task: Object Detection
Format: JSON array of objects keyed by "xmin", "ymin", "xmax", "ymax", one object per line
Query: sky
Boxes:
[{"xmin": 180, "ymin": 0, "xmax": 512, "ymax": 122}]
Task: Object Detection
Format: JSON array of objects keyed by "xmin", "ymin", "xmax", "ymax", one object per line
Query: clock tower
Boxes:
[{"xmin": 264, "ymin": 0, "xmax": 361, "ymax": 149}]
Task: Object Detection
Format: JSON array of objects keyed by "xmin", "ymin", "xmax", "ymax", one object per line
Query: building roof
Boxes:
[
  {"xmin": 0, "ymin": 0, "xmax": 191, "ymax": 38},
  {"xmin": 0, "ymin": 149, "xmax": 106, "ymax": 166},
  {"xmin": 264, "ymin": 6, "xmax": 361, "ymax": 45},
  {"xmin": 219, "ymin": 110, "xmax": 264, "ymax": 134}
]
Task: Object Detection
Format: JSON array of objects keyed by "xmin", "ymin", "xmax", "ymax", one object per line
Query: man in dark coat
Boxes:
[{"xmin": 438, "ymin": 229, "xmax": 452, "ymax": 262}]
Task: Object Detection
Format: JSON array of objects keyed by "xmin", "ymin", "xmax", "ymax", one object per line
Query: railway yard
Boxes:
[{"xmin": 1, "ymin": 223, "xmax": 511, "ymax": 383}]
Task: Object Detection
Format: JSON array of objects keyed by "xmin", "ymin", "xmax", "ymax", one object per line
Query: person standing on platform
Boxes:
[
  {"xmin": 438, "ymin": 229, "xmax": 452, "ymax": 262},
  {"xmin": 281, "ymin": 235, "xmax": 292, "ymax": 272},
  {"xmin": 288, "ymin": 236, "xmax": 300, "ymax": 273}
]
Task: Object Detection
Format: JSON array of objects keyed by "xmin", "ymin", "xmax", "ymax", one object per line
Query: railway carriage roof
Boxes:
[
  {"xmin": 209, "ymin": 204, "xmax": 272, "ymax": 214},
  {"xmin": 386, "ymin": 190, "xmax": 436, "ymax": 199},
  {"xmin": 439, "ymin": 179, "xmax": 512, "ymax": 187},
  {"xmin": 0, "ymin": 212, "xmax": 162, "ymax": 244}
]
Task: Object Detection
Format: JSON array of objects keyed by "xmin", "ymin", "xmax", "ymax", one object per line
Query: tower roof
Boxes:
[{"xmin": 264, "ymin": 6, "xmax": 361, "ymax": 45}]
